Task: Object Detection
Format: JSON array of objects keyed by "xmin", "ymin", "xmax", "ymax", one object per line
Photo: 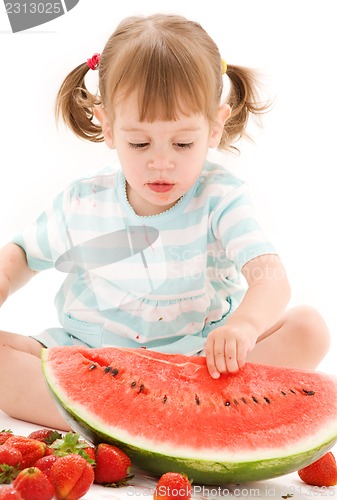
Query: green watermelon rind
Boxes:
[{"xmin": 43, "ymin": 364, "xmax": 337, "ymax": 485}]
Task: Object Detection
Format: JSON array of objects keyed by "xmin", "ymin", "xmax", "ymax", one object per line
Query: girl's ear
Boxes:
[
  {"xmin": 93, "ymin": 106, "xmax": 114, "ymax": 148},
  {"xmin": 208, "ymin": 104, "xmax": 231, "ymax": 148}
]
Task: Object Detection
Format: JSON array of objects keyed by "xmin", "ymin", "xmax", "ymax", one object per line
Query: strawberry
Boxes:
[
  {"xmin": 50, "ymin": 453, "xmax": 94, "ymax": 500},
  {"xmin": 0, "ymin": 446, "xmax": 22, "ymax": 484},
  {"xmin": 43, "ymin": 446, "xmax": 56, "ymax": 457},
  {"xmin": 13, "ymin": 467, "xmax": 54, "ymax": 500},
  {"xmin": 298, "ymin": 451, "xmax": 337, "ymax": 487},
  {"xmin": 5, "ymin": 437, "xmax": 46, "ymax": 469},
  {"xmin": 0, "ymin": 485, "xmax": 23, "ymax": 499},
  {"xmin": 153, "ymin": 472, "xmax": 192, "ymax": 500},
  {"xmin": 27, "ymin": 429, "xmax": 63, "ymax": 445},
  {"xmin": 34, "ymin": 455, "xmax": 60, "ymax": 480},
  {"xmin": 94, "ymin": 443, "xmax": 132, "ymax": 485},
  {"xmin": 0, "ymin": 432, "xmax": 13, "ymax": 446},
  {"xmin": 83, "ymin": 445, "xmax": 95, "ymax": 462},
  {"xmin": 50, "ymin": 432, "xmax": 95, "ymax": 464}
]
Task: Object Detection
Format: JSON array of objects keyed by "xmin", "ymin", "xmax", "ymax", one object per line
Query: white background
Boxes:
[{"xmin": 0, "ymin": 0, "xmax": 336, "ymax": 373}]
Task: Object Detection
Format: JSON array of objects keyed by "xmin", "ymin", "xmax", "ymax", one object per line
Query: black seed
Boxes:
[
  {"xmin": 111, "ymin": 368, "xmax": 119, "ymax": 376},
  {"xmin": 290, "ymin": 389, "xmax": 296, "ymax": 394},
  {"xmin": 264, "ymin": 397, "xmax": 271, "ymax": 404},
  {"xmin": 252, "ymin": 396, "xmax": 259, "ymax": 403},
  {"xmin": 281, "ymin": 391, "xmax": 287, "ymax": 396},
  {"xmin": 303, "ymin": 389, "xmax": 315, "ymax": 396},
  {"xmin": 163, "ymin": 395, "xmax": 167, "ymax": 403},
  {"xmin": 225, "ymin": 400, "xmax": 231, "ymax": 406},
  {"xmin": 139, "ymin": 384, "xmax": 145, "ymax": 393},
  {"xmin": 89, "ymin": 364, "xmax": 97, "ymax": 370},
  {"xmin": 104, "ymin": 366, "xmax": 112, "ymax": 373},
  {"xmin": 131, "ymin": 381, "xmax": 137, "ymax": 388},
  {"xmin": 195, "ymin": 395, "xmax": 200, "ymax": 405},
  {"xmin": 241, "ymin": 397, "xmax": 247, "ymax": 404},
  {"xmin": 233, "ymin": 398, "xmax": 239, "ymax": 405}
]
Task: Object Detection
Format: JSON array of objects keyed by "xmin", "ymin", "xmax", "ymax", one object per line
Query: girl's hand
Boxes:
[{"xmin": 205, "ymin": 323, "xmax": 258, "ymax": 378}]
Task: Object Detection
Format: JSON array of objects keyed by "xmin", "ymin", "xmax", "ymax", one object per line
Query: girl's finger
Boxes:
[
  {"xmin": 224, "ymin": 339, "xmax": 239, "ymax": 373},
  {"xmin": 213, "ymin": 335, "xmax": 226, "ymax": 374},
  {"xmin": 205, "ymin": 337, "xmax": 220, "ymax": 379},
  {"xmin": 236, "ymin": 339, "xmax": 248, "ymax": 369}
]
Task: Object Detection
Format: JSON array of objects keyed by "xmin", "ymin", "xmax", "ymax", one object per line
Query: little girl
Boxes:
[{"xmin": 0, "ymin": 14, "xmax": 330, "ymax": 429}]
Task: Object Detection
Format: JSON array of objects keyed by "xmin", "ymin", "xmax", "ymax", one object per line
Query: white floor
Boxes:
[{"xmin": 1, "ymin": 410, "xmax": 336, "ymax": 500}]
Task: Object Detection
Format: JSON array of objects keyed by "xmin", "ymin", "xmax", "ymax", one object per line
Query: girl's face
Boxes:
[{"xmin": 95, "ymin": 92, "xmax": 229, "ymax": 216}]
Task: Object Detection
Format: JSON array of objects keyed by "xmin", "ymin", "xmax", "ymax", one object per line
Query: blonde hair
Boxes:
[{"xmin": 55, "ymin": 14, "xmax": 269, "ymax": 152}]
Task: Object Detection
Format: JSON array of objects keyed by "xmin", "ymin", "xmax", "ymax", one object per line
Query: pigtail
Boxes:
[
  {"xmin": 55, "ymin": 62, "xmax": 104, "ymax": 142},
  {"xmin": 221, "ymin": 64, "xmax": 271, "ymax": 152}
]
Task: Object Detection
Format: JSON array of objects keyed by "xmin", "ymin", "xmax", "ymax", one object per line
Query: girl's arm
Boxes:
[
  {"xmin": 205, "ymin": 253, "xmax": 291, "ymax": 378},
  {"xmin": 0, "ymin": 242, "xmax": 37, "ymax": 306}
]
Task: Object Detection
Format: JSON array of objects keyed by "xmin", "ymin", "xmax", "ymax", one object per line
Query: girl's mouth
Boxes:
[{"xmin": 147, "ymin": 181, "xmax": 175, "ymax": 193}]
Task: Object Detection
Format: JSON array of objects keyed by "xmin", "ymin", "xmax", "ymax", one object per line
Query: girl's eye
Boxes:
[
  {"xmin": 128, "ymin": 142, "xmax": 149, "ymax": 149},
  {"xmin": 127, "ymin": 142, "xmax": 193, "ymax": 150}
]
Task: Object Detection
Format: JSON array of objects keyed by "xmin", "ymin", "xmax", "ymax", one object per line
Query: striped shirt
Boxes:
[{"xmin": 13, "ymin": 161, "xmax": 276, "ymax": 354}]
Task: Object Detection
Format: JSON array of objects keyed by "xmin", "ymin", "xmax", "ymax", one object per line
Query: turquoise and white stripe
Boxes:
[{"xmin": 13, "ymin": 161, "xmax": 276, "ymax": 353}]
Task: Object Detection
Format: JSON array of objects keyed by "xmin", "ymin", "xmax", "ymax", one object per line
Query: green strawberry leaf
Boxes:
[
  {"xmin": 44, "ymin": 430, "xmax": 63, "ymax": 445},
  {"xmin": 0, "ymin": 463, "xmax": 20, "ymax": 484},
  {"xmin": 50, "ymin": 431, "xmax": 95, "ymax": 464},
  {"xmin": 103, "ymin": 474, "xmax": 135, "ymax": 488}
]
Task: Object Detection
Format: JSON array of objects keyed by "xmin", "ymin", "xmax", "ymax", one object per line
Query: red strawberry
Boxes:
[
  {"xmin": 5, "ymin": 437, "xmax": 46, "ymax": 469},
  {"xmin": 43, "ymin": 446, "xmax": 56, "ymax": 457},
  {"xmin": 13, "ymin": 467, "xmax": 54, "ymax": 500},
  {"xmin": 0, "ymin": 446, "xmax": 22, "ymax": 470},
  {"xmin": 0, "ymin": 432, "xmax": 13, "ymax": 446},
  {"xmin": 0, "ymin": 485, "xmax": 23, "ymax": 499},
  {"xmin": 0, "ymin": 446, "xmax": 22, "ymax": 484},
  {"xmin": 154, "ymin": 472, "xmax": 192, "ymax": 500},
  {"xmin": 34, "ymin": 455, "xmax": 60, "ymax": 480},
  {"xmin": 50, "ymin": 453, "xmax": 94, "ymax": 500},
  {"xmin": 27, "ymin": 429, "xmax": 63, "ymax": 445},
  {"xmin": 94, "ymin": 443, "xmax": 132, "ymax": 485},
  {"xmin": 83, "ymin": 445, "xmax": 95, "ymax": 462},
  {"xmin": 298, "ymin": 452, "xmax": 337, "ymax": 487}
]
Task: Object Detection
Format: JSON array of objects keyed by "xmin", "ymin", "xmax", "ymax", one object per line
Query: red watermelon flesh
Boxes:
[{"xmin": 42, "ymin": 346, "xmax": 337, "ymax": 484}]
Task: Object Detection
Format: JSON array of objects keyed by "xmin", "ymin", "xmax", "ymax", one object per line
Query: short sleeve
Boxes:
[
  {"xmin": 12, "ymin": 190, "xmax": 69, "ymax": 271},
  {"xmin": 210, "ymin": 182, "xmax": 277, "ymax": 271}
]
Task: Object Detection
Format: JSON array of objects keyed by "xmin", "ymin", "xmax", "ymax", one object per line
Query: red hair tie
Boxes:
[{"xmin": 87, "ymin": 53, "xmax": 100, "ymax": 71}]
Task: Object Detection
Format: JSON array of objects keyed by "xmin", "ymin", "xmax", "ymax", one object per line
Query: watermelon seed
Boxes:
[
  {"xmin": 281, "ymin": 391, "xmax": 287, "ymax": 396},
  {"xmin": 252, "ymin": 396, "xmax": 259, "ymax": 403},
  {"xmin": 163, "ymin": 395, "xmax": 168, "ymax": 403},
  {"xmin": 195, "ymin": 394, "xmax": 200, "ymax": 405},
  {"xmin": 290, "ymin": 389, "xmax": 296, "ymax": 394},
  {"xmin": 264, "ymin": 397, "xmax": 271, "ymax": 404},
  {"xmin": 111, "ymin": 368, "xmax": 119, "ymax": 376},
  {"xmin": 139, "ymin": 384, "xmax": 145, "ymax": 393},
  {"xmin": 104, "ymin": 366, "xmax": 112, "ymax": 373},
  {"xmin": 225, "ymin": 400, "xmax": 230, "ymax": 406},
  {"xmin": 233, "ymin": 398, "xmax": 239, "ymax": 405},
  {"xmin": 241, "ymin": 397, "xmax": 247, "ymax": 404},
  {"xmin": 303, "ymin": 389, "xmax": 315, "ymax": 396},
  {"xmin": 89, "ymin": 364, "xmax": 97, "ymax": 370},
  {"xmin": 131, "ymin": 381, "xmax": 137, "ymax": 388}
]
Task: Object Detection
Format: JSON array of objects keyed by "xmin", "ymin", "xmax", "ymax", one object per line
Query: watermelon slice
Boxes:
[{"xmin": 42, "ymin": 346, "xmax": 337, "ymax": 484}]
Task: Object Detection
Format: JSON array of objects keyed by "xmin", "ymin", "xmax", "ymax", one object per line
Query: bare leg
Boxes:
[
  {"xmin": 0, "ymin": 330, "xmax": 70, "ymax": 430},
  {"xmin": 247, "ymin": 306, "xmax": 331, "ymax": 370}
]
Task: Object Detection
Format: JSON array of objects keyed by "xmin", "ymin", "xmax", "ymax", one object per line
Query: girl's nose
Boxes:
[{"xmin": 148, "ymin": 158, "xmax": 174, "ymax": 170}]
